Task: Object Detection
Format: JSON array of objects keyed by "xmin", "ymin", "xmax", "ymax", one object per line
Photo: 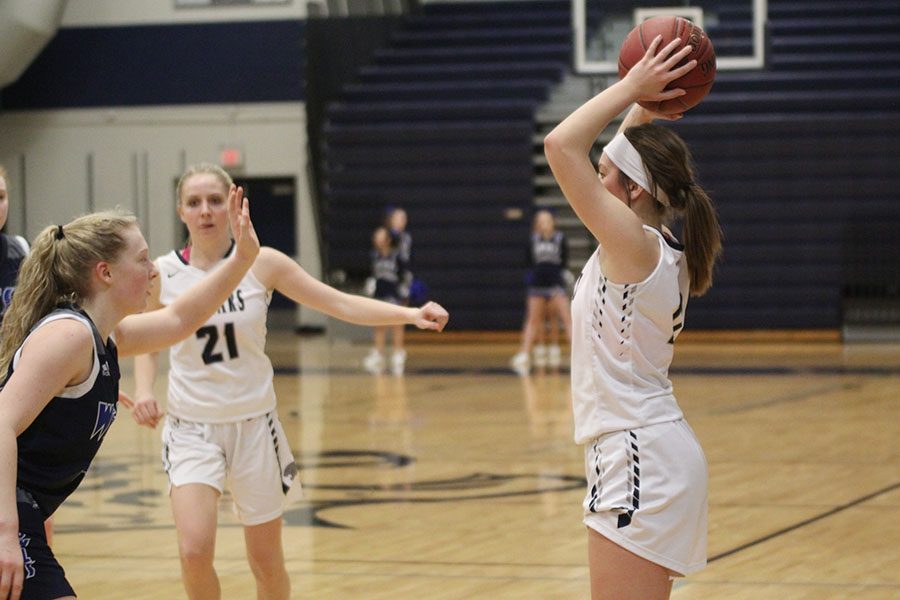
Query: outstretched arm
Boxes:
[
  {"xmin": 115, "ymin": 186, "xmax": 260, "ymax": 357},
  {"xmin": 253, "ymin": 248, "xmax": 449, "ymax": 331}
]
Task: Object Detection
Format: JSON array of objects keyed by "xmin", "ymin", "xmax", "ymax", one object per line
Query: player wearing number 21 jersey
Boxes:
[
  {"xmin": 157, "ymin": 244, "xmax": 275, "ymax": 422},
  {"xmin": 131, "ymin": 164, "xmax": 447, "ymax": 600}
]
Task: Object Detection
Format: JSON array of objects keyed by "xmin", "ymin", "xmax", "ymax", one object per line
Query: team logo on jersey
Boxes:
[
  {"xmin": 18, "ymin": 533, "xmax": 36, "ymax": 579},
  {"xmin": 90, "ymin": 401, "xmax": 117, "ymax": 441},
  {"xmin": 1, "ymin": 287, "xmax": 14, "ymax": 313}
]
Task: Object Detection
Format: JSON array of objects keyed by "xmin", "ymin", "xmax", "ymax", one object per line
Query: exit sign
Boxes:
[{"xmin": 219, "ymin": 145, "xmax": 245, "ymax": 169}]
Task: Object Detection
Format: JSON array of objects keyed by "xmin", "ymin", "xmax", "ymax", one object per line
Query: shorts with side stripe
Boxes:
[
  {"xmin": 162, "ymin": 411, "xmax": 301, "ymax": 526},
  {"xmin": 17, "ymin": 489, "xmax": 75, "ymax": 600},
  {"xmin": 582, "ymin": 419, "xmax": 708, "ymax": 576}
]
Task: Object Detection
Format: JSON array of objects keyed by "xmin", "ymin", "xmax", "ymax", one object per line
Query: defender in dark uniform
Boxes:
[
  {"xmin": 8, "ymin": 307, "xmax": 119, "ymax": 599},
  {"xmin": 0, "ymin": 188, "xmax": 258, "ymax": 599},
  {"xmin": 0, "ymin": 167, "xmax": 28, "ymax": 321}
]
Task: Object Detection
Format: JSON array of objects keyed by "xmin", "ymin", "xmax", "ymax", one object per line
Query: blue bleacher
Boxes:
[
  {"xmin": 320, "ymin": 0, "xmax": 900, "ymax": 330},
  {"xmin": 356, "ymin": 62, "xmax": 566, "ymax": 84},
  {"xmin": 339, "ymin": 80, "xmax": 553, "ymax": 102},
  {"xmin": 323, "ymin": 120, "xmax": 533, "ymax": 143},
  {"xmin": 320, "ymin": 0, "xmax": 572, "ymax": 330},
  {"xmin": 326, "ymin": 99, "xmax": 537, "ymax": 122},
  {"xmin": 673, "ymin": 0, "xmax": 900, "ymax": 330},
  {"xmin": 402, "ymin": 13, "xmax": 570, "ymax": 30},
  {"xmin": 769, "ymin": 0, "xmax": 900, "ymax": 18},
  {"xmin": 372, "ymin": 44, "xmax": 572, "ymax": 65},
  {"xmin": 388, "ymin": 27, "xmax": 571, "ymax": 48},
  {"xmin": 770, "ymin": 52, "xmax": 900, "ymax": 70},
  {"xmin": 708, "ymin": 70, "xmax": 900, "ymax": 93},
  {"xmin": 420, "ymin": 0, "xmax": 569, "ymax": 16}
]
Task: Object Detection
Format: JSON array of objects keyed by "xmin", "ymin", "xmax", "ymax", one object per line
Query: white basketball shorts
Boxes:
[
  {"xmin": 162, "ymin": 411, "xmax": 302, "ymax": 526},
  {"xmin": 582, "ymin": 419, "xmax": 708, "ymax": 576}
]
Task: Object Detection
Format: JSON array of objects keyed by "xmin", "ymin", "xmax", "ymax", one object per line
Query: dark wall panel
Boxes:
[{"xmin": 1, "ymin": 20, "xmax": 305, "ymax": 108}]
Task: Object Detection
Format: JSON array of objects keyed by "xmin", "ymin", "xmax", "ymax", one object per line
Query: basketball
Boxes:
[{"xmin": 617, "ymin": 16, "xmax": 716, "ymax": 114}]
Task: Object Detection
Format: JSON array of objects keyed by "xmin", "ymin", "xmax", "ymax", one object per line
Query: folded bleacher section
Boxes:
[
  {"xmin": 321, "ymin": 0, "xmax": 900, "ymax": 332},
  {"xmin": 674, "ymin": 0, "xmax": 900, "ymax": 329},
  {"xmin": 321, "ymin": 0, "xmax": 571, "ymax": 330}
]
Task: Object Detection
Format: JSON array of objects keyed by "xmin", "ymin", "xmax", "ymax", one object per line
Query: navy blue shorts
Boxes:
[
  {"xmin": 527, "ymin": 285, "xmax": 566, "ymax": 299},
  {"xmin": 17, "ymin": 491, "xmax": 74, "ymax": 599}
]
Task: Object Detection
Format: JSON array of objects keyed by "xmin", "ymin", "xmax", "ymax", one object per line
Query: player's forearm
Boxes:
[
  {"xmin": 133, "ymin": 353, "xmax": 159, "ymax": 398},
  {"xmin": 328, "ymin": 292, "xmax": 418, "ymax": 327},
  {"xmin": 617, "ymin": 103, "xmax": 655, "ymax": 134},
  {"xmin": 546, "ymin": 79, "xmax": 638, "ymax": 156},
  {"xmin": 0, "ymin": 432, "xmax": 20, "ymax": 537}
]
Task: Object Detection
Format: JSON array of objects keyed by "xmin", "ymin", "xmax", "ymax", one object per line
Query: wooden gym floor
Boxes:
[{"xmin": 50, "ymin": 331, "xmax": 900, "ymax": 599}]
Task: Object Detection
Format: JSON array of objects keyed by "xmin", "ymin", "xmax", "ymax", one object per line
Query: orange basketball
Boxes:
[{"xmin": 617, "ymin": 15, "xmax": 716, "ymax": 114}]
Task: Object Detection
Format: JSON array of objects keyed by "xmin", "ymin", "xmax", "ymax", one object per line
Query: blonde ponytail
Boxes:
[{"xmin": 0, "ymin": 210, "xmax": 137, "ymax": 372}]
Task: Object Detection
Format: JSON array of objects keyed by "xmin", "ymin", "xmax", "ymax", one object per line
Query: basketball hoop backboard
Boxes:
[{"xmin": 572, "ymin": 0, "xmax": 767, "ymax": 74}]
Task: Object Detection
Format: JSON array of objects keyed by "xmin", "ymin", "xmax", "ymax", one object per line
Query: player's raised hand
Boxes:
[
  {"xmin": 227, "ymin": 184, "xmax": 260, "ymax": 265},
  {"xmin": 624, "ymin": 36, "xmax": 696, "ymax": 102}
]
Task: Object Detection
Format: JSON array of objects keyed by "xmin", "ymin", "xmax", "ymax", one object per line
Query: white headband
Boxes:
[{"xmin": 603, "ymin": 133, "xmax": 670, "ymax": 206}]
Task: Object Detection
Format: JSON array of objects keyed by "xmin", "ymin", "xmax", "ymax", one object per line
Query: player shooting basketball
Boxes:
[{"xmin": 544, "ymin": 34, "xmax": 723, "ymax": 599}]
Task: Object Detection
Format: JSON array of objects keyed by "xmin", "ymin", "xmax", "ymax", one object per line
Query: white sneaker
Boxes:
[
  {"xmin": 532, "ymin": 344, "xmax": 548, "ymax": 368},
  {"xmin": 510, "ymin": 351, "xmax": 530, "ymax": 376},
  {"xmin": 548, "ymin": 344, "xmax": 562, "ymax": 367},
  {"xmin": 362, "ymin": 349, "xmax": 384, "ymax": 374},
  {"xmin": 391, "ymin": 349, "xmax": 407, "ymax": 376}
]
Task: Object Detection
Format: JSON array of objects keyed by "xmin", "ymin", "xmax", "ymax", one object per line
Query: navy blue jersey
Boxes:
[
  {"xmin": 390, "ymin": 230, "xmax": 413, "ymax": 266},
  {"xmin": 387, "ymin": 230, "xmax": 413, "ymax": 295},
  {"xmin": 0, "ymin": 233, "xmax": 28, "ymax": 320},
  {"xmin": 529, "ymin": 232, "xmax": 568, "ymax": 288},
  {"xmin": 372, "ymin": 249, "xmax": 401, "ymax": 301},
  {"xmin": 7, "ymin": 306, "xmax": 119, "ymax": 518}
]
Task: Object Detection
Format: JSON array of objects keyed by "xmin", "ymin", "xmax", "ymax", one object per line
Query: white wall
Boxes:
[
  {"xmin": 61, "ymin": 0, "xmax": 308, "ymax": 26},
  {"xmin": 0, "ymin": 102, "xmax": 327, "ymax": 328},
  {"xmin": 0, "ymin": 0, "xmax": 67, "ymax": 87},
  {"xmin": 0, "ymin": 2, "xmax": 325, "ymax": 327}
]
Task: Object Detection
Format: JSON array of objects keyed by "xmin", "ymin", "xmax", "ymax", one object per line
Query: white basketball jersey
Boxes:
[
  {"xmin": 157, "ymin": 249, "xmax": 275, "ymax": 422},
  {"xmin": 570, "ymin": 226, "xmax": 690, "ymax": 444}
]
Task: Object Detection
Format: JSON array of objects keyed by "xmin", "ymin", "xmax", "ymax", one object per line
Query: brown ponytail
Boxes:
[
  {"xmin": 680, "ymin": 182, "xmax": 722, "ymax": 295},
  {"xmin": 624, "ymin": 124, "xmax": 723, "ymax": 296}
]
